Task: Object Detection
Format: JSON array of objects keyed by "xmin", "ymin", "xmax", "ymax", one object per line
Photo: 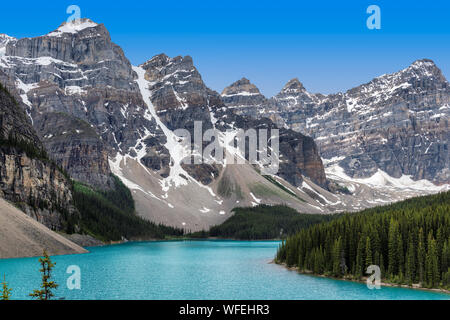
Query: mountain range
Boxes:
[{"xmin": 0, "ymin": 19, "xmax": 448, "ymax": 254}]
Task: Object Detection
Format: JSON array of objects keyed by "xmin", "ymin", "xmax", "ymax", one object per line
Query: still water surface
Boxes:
[{"xmin": 0, "ymin": 240, "xmax": 448, "ymax": 300}]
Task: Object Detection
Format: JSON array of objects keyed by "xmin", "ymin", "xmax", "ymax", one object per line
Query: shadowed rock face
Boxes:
[
  {"xmin": 211, "ymin": 108, "xmax": 328, "ymax": 188},
  {"xmin": 221, "ymin": 59, "xmax": 450, "ymax": 185},
  {"xmin": 34, "ymin": 112, "xmax": 113, "ymax": 189},
  {"xmin": 0, "ymin": 76, "xmax": 77, "ymax": 231}
]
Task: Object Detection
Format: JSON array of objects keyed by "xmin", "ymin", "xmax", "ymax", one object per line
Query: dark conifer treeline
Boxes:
[
  {"xmin": 192, "ymin": 205, "xmax": 337, "ymax": 239},
  {"xmin": 72, "ymin": 176, "xmax": 183, "ymax": 241},
  {"xmin": 276, "ymin": 191, "xmax": 450, "ymax": 289}
]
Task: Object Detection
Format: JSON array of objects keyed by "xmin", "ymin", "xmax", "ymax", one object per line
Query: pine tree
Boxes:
[
  {"xmin": 365, "ymin": 236, "xmax": 373, "ymax": 269},
  {"xmin": 29, "ymin": 250, "xmax": 59, "ymax": 300},
  {"xmin": 405, "ymin": 243, "xmax": 415, "ymax": 286},
  {"xmin": 417, "ymin": 228, "xmax": 425, "ymax": 285},
  {"xmin": 427, "ymin": 234, "xmax": 439, "ymax": 288},
  {"xmin": 332, "ymin": 237, "xmax": 343, "ymax": 277},
  {"xmin": 1, "ymin": 275, "xmax": 12, "ymax": 300},
  {"xmin": 397, "ymin": 233, "xmax": 404, "ymax": 277},
  {"xmin": 355, "ymin": 237, "xmax": 365, "ymax": 278},
  {"xmin": 442, "ymin": 240, "xmax": 450, "ymax": 275},
  {"xmin": 388, "ymin": 219, "xmax": 399, "ymax": 277}
]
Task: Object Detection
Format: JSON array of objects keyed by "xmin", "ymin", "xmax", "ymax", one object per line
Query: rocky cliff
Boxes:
[
  {"xmin": 0, "ymin": 19, "xmax": 164, "ymax": 189},
  {"xmin": 0, "ymin": 77, "xmax": 78, "ymax": 231},
  {"xmin": 221, "ymin": 60, "xmax": 450, "ymax": 185},
  {"xmin": 140, "ymin": 54, "xmax": 327, "ymax": 188}
]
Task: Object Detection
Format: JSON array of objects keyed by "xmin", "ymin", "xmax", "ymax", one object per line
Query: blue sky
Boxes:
[{"xmin": 1, "ymin": 0, "xmax": 449, "ymax": 97}]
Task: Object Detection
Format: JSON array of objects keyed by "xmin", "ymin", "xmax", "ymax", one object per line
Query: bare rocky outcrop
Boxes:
[{"xmin": 34, "ymin": 112, "xmax": 113, "ymax": 189}]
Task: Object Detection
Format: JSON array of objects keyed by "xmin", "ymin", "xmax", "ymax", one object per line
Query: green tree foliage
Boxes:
[
  {"xmin": 1, "ymin": 275, "xmax": 12, "ymax": 300},
  {"xmin": 29, "ymin": 250, "xmax": 58, "ymax": 300},
  {"xmin": 276, "ymin": 191, "xmax": 450, "ymax": 289},
  {"xmin": 193, "ymin": 204, "xmax": 338, "ymax": 240},
  {"xmin": 72, "ymin": 178, "xmax": 183, "ymax": 241}
]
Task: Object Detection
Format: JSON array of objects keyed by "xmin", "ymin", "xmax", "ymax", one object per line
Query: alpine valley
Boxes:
[{"xmin": 0, "ymin": 19, "xmax": 448, "ymax": 258}]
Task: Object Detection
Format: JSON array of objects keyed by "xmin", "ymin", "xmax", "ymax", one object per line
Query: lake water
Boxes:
[{"xmin": 0, "ymin": 240, "xmax": 448, "ymax": 300}]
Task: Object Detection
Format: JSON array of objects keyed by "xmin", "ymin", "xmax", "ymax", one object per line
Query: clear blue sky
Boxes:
[{"xmin": 1, "ymin": 0, "xmax": 449, "ymax": 97}]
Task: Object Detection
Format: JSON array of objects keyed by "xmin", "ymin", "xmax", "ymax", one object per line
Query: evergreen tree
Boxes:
[
  {"xmin": 1, "ymin": 275, "xmax": 12, "ymax": 300},
  {"xmin": 425, "ymin": 233, "xmax": 439, "ymax": 288},
  {"xmin": 417, "ymin": 228, "xmax": 425, "ymax": 285},
  {"xmin": 332, "ymin": 237, "xmax": 343, "ymax": 277},
  {"xmin": 388, "ymin": 219, "xmax": 399, "ymax": 277},
  {"xmin": 365, "ymin": 236, "xmax": 373, "ymax": 269},
  {"xmin": 29, "ymin": 250, "xmax": 59, "ymax": 300},
  {"xmin": 442, "ymin": 240, "xmax": 450, "ymax": 275},
  {"xmin": 405, "ymin": 243, "xmax": 415, "ymax": 286}
]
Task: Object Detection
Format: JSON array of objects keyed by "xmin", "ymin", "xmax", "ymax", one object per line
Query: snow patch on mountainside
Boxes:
[
  {"xmin": 47, "ymin": 20, "xmax": 99, "ymax": 37},
  {"xmin": 326, "ymin": 164, "xmax": 449, "ymax": 192},
  {"xmin": 0, "ymin": 34, "xmax": 16, "ymax": 57},
  {"xmin": 109, "ymin": 154, "xmax": 161, "ymax": 201},
  {"xmin": 133, "ymin": 66, "xmax": 192, "ymax": 190},
  {"xmin": 133, "ymin": 66, "xmax": 220, "ymax": 200}
]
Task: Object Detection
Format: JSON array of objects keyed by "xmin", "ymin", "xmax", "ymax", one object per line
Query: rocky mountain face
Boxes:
[
  {"xmin": 1, "ymin": 19, "xmax": 330, "ymax": 231},
  {"xmin": 34, "ymin": 112, "xmax": 111, "ymax": 189},
  {"xmin": 0, "ymin": 19, "xmax": 165, "ymax": 189},
  {"xmin": 0, "ymin": 76, "xmax": 77, "ymax": 231},
  {"xmin": 140, "ymin": 54, "xmax": 327, "ymax": 188},
  {"xmin": 221, "ymin": 78, "xmax": 268, "ymax": 118},
  {"xmin": 2, "ymin": 19, "xmax": 447, "ymax": 233},
  {"xmin": 222, "ymin": 59, "xmax": 450, "ymax": 186}
]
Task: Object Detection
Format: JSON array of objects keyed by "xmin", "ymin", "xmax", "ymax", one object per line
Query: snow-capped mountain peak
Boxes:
[
  {"xmin": 0, "ymin": 34, "xmax": 16, "ymax": 57},
  {"xmin": 221, "ymin": 77, "xmax": 263, "ymax": 97},
  {"xmin": 280, "ymin": 78, "xmax": 306, "ymax": 94},
  {"xmin": 46, "ymin": 18, "xmax": 99, "ymax": 37}
]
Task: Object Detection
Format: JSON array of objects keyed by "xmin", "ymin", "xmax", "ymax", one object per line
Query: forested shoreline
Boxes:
[
  {"xmin": 275, "ymin": 191, "xmax": 450, "ymax": 290},
  {"xmin": 189, "ymin": 205, "xmax": 338, "ymax": 239}
]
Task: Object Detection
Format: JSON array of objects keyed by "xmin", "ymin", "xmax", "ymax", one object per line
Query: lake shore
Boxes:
[{"xmin": 275, "ymin": 261, "xmax": 450, "ymax": 295}]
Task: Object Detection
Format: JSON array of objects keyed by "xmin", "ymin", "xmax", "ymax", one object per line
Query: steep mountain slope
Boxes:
[{"xmin": 0, "ymin": 197, "xmax": 86, "ymax": 259}]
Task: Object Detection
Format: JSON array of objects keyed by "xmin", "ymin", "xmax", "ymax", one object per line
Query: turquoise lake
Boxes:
[{"xmin": 0, "ymin": 240, "xmax": 448, "ymax": 300}]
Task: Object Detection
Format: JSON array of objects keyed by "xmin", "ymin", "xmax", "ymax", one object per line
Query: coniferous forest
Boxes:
[
  {"xmin": 190, "ymin": 205, "xmax": 337, "ymax": 239},
  {"xmin": 72, "ymin": 176, "xmax": 184, "ymax": 241},
  {"xmin": 276, "ymin": 191, "xmax": 450, "ymax": 290}
]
